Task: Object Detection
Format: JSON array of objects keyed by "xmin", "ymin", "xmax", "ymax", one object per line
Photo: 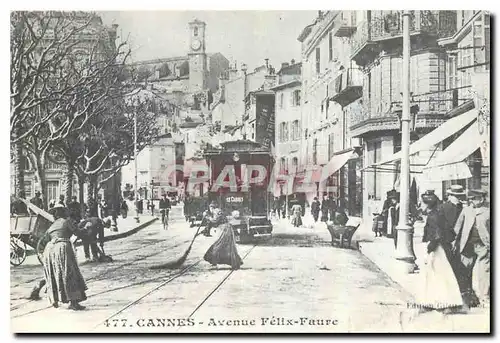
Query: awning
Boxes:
[
  {"xmin": 425, "ymin": 120, "xmax": 481, "ymax": 170},
  {"xmin": 422, "ymin": 162, "xmax": 472, "ymax": 182},
  {"xmin": 320, "ymin": 149, "xmax": 358, "ymax": 182},
  {"xmin": 421, "ymin": 120, "xmax": 481, "ymax": 181},
  {"xmin": 368, "ymin": 109, "xmax": 478, "ymax": 168}
]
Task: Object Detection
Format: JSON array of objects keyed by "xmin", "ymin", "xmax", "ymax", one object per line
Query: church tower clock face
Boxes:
[{"xmin": 191, "ymin": 39, "xmax": 201, "ymax": 51}]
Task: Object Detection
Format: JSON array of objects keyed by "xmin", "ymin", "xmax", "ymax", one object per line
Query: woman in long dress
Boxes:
[
  {"xmin": 411, "ymin": 190, "xmax": 463, "ymax": 312},
  {"xmin": 43, "ymin": 204, "xmax": 88, "ymax": 310},
  {"xmin": 291, "ymin": 203, "xmax": 303, "ymax": 227},
  {"xmin": 203, "ymin": 202, "xmax": 243, "ymax": 270}
]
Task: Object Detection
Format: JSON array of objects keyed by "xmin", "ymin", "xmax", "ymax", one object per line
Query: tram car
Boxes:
[{"xmin": 204, "ymin": 140, "xmax": 274, "ymax": 243}]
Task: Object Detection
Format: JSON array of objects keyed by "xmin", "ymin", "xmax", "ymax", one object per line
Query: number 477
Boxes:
[{"xmin": 103, "ymin": 319, "xmax": 128, "ymax": 327}]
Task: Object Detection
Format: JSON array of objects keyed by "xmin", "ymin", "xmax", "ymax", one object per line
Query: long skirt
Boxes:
[
  {"xmin": 204, "ymin": 224, "xmax": 243, "ymax": 270},
  {"xmin": 292, "ymin": 213, "xmax": 303, "ymax": 227},
  {"xmin": 411, "ymin": 244, "xmax": 463, "ymax": 310},
  {"xmin": 43, "ymin": 239, "xmax": 87, "ymax": 306}
]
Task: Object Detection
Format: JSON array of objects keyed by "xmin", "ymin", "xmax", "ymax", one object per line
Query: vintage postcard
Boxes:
[{"xmin": 10, "ymin": 10, "xmax": 490, "ymax": 333}]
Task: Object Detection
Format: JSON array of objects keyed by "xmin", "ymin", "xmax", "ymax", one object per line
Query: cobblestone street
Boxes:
[{"xmin": 10, "ymin": 206, "xmax": 489, "ymax": 333}]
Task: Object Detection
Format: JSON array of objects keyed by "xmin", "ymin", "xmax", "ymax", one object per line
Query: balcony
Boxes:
[
  {"xmin": 328, "ymin": 68, "xmax": 363, "ymax": 107},
  {"xmin": 334, "ymin": 13, "xmax": 357, "ymax": 37},
  {"xmin": 351, "ymin": 11, "xmax": 457, "ymax": 66},
  {"xmin": 349, "ymin": 88, "xmax": 469, "ymax": 137}
]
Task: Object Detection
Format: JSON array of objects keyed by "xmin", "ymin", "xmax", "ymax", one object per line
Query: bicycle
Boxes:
[{"xmin": 160, "ymin": 208, "xmax": 170, "ymax": 230}]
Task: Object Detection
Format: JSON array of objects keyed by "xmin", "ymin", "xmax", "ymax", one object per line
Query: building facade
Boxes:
[
  {"xmin": 298, "ymin": 11, "xmax": 363, "ymax": 212},
  {"xmin": 271, "ymin": 61, "xmax": 302, "ymax": 178}
]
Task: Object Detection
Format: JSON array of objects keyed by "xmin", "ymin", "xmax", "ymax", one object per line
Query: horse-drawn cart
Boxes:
[{"xmin": 10, "ymin": 214, "xmax": 52, "ymax": 266}]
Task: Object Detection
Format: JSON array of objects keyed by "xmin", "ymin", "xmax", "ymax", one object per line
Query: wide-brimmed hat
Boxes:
[
  {"xmin": 468, "ymin": 189, "xmax": 487, "ymax": 199},
  {"xmin": 447, "ymin": 185, "xmax": 466, "ymax": 196},
  {"xmin": 49, "ymin": 203, "xmax": 66, "ymax": 214},
  {"xmin": 388, "ymin": 191, "xmax": 400, "ymax": 200}
]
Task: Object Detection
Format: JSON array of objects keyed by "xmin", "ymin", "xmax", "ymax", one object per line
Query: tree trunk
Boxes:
[
  {"xmin": 34, "ymin": 153, "xmax": 47, "ymax": 210},
  {"xmin": 87, "ymin": 176, "xmax": 98, "ymax": 217},
  {"xmin": 14, "ymin": 126, "xmax": 24, "ymax": 197},
  {"xmin": 64, "ymin": 157, "xmax": 75, "ymax": 206},
  {"xmin": 77, "ymin": 173, "xmax": 85, "ymax": 207}
]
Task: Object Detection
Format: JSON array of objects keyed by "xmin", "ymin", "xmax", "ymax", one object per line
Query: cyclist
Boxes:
[{"xmin": 159, "ymin": 194, "xmax": 171, "ymax": 229}]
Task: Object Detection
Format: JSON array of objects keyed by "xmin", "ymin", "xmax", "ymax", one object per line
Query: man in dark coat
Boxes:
[
  {"xmin": 30, "ymin": 191, "xmax": 44, "ymax": 210},
  {"xmin": 441, "ymin": 185, "xmax": 466, "ymax": 239},
  {"xmin": 320, "ymin": 195, "xmax": 329, "ymax": 222},
  {"xmin": 328, "ymin": 195, "xmax": 337, "ymax": 222},
  {"xmin": 78, "ymin": 216, "xmax": 111, "ymax": 262},
  {"xmin": 67, "ymin": 196, "xmax": 81, "ymax": 224},
  {"xmin": 311, "ymin": 197, "xmax": 321, "ymax": 222},
  {"xmin": 453, "ymin": 189, "xmax": 490, "ymax": 308},
  {"xmin": 11, "ymin": 191, "xmax": 28, "ymax": 215}
]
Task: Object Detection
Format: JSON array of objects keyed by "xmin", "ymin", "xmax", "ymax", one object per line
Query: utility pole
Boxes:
[
  {"xmin": 134, "ymin": 109, "xmax": 140, "ymax": 223},
  {"xmin": 394, "ymin": 10, "xmax": 416, "ymax": 273}
]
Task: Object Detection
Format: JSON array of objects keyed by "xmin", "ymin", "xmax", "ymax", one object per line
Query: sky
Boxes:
[{"xmin": 99, "ymin": 11, "xmax": 317, "ymax": 70}]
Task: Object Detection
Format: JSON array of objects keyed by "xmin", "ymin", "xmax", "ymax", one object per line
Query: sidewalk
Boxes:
[
  {"xmin": 24, "ymin": 215, "xmax": 157, "ymax": 253},
  {"xmin": 357, "ymin": 221, "xmax": 490, "ymax": 331}
]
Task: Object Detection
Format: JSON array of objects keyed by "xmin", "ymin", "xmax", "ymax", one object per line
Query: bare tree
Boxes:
[{"xmin": 11, "ymin": 11, "xmax": 131, "ymax": 200}]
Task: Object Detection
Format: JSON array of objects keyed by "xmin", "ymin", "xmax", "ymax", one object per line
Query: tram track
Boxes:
[
  {"xmin": 91, "ymin": 244, "xmax": 258, "ymax": 332},
  {"xmin": 10, "ymin": 220, "xmax": 194, "ymax": 313}
]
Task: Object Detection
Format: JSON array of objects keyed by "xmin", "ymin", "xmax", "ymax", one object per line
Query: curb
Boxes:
[{"xmin": 74, "ymin": 217, "xmax": 158, "ymax": 247}]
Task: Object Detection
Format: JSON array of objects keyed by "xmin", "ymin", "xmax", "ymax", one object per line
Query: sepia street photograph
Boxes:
[{"xmin": 9, "ymin": 8, "xmax": 491, "ymax": 333}]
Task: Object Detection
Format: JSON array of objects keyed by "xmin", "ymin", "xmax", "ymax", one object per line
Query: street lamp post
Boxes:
[
  {"xmin": 394, "ymin": 10, "xmax": 416, "ymax": 273},
  {"xmin": 133, "ymin": 109, "xmax": 140, "ymax": 224}
]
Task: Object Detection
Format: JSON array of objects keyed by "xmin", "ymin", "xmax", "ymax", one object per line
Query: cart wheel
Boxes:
[
  {"xmin": 36, "ymin": 233, "xmax": 51, "ymax": 265},
  {"xmin": 10, "ymin": 237, "xmax": 27, "ymax": 266}
]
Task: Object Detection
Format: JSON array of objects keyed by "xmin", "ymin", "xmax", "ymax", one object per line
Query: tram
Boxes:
[{"xmin": 204, "ymin": 140, "xmax": 274, "ymax": 243}]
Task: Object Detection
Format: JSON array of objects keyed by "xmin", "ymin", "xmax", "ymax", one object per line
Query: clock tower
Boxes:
[{"xmin": 188, "ymin": 19, "xmax": 207, "ymax": 93}]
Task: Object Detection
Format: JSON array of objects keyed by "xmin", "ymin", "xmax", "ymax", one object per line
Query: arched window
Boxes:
[
  {"xmin": 194, "ymin": 27, "xmax": 199, "ymax": 37},
  {"xmin": 292, "ymin": 157, "xmax": 298, "ymax": 173}
]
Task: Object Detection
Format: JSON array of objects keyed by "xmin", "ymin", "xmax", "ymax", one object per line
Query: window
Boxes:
[
  {"xmin": 292, "ymin": 157, "xmax": 298, "ymax": 173},
  {"xmin": 328, "ymin": 32, "xmax": 333, "ymax": 61},
  {"xmin": 161, "ymin": 148, "xmax": 165, "ymax": 153},
  {"xmin": 194, "ymin": 27, "xmax": 198, "ymax": 37},
  {"xmin": 21, "ymin": 156, "xmax": 31, "ymax": 170},
  {"xmin": 313, "ymin": 138, "xmax": 318, "ymax": 164},
  {"xmin": 46, "ymin": 181, "xmax": 59, "ymax": 203},
  {"xmin": 280, "ymin": 93, "xmax": 284, "ymax": 109},
  {"xmin": 24, "ymin": 181, "xmax": 32, "ymax": 199},
  {"xmin": 292, "ymin": 90, "xmax": 301, "ymax": 106},
  {"xmin": 472, "ymin": 14, "xmax": 490, "ymax": 71},
  {"xmin": 161, "ymin": 164, "xmax": 166, "ymax": 169},
  {"xmin": 291, "ymin": 120, "xmax": 300, "ymax": 140},
  {"xmin": 279, "ymin": 122, "xmax": 289, "ymax": 142},
  {"xmin": 328, "ymin": 133, "xmax": 335, "ymax": 159},
  {"xmin": 366, "ymin": 141, "xmax": 382, "ymax": 200},
  {"xmin": 304, "ymin": 128, "xmax": 308, "ymax": 140},
  {"xmin": 315, "ymin": 47, "xmax": 321, "ymax": 74},
  {"xmin": 280, "ymin": 157, "xmax": 287, "ymax": 173},
  {"xmin": 447, "ymin": 55, "xmax": 459, "ymax": 89}
]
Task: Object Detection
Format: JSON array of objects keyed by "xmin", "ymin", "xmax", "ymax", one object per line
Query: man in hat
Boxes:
[
  {"xmin": 387, "ymin": 191, "xmax": 400, "ymax": 247},
  {"xmin": 453, "ymin": 189, "xmax": 490, "ymax": 308},
  {"xmin": 30, "ymin": 191, "xmax": 44, "ymax": 210},
  {"xmin": 441, "ymin": 185, "xmax": 466, "ymax": 239}
]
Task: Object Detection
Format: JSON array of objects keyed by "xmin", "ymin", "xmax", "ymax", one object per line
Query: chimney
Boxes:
[
  {"xmin": 265, "ymin": 58, "xmax": 269, "ymax": 69},
  {"xmin": 318, "ymin": 11, "xmax": 323, "ymax": 19},
  {"xmin": 281, "ymin": 62, "xmax": 290, "ymax": 69},
  {"xmin": 291, "ymin": 59, "xmax": 295, "ymax": 64}
]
